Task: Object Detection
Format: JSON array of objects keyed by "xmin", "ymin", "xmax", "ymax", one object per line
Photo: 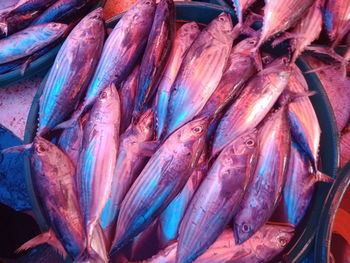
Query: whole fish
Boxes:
[
  {"xmin": 232, "ymin": 0, "xmax": 257, "ymax": 24},
  {"xmin": 324, "ymin": 0, "xmax": 350, "ymax": 41},
  {"xmin": 212, "ymin": 59, "xmax": 290, "ymax": 156},
  {"xmin": 304, "ymin": 55, "xmax": 350, "ymax": 132},
  {"xmin": 288, "ymin": 64, "xmax": 321, "ymax": 172},
  {"xmin": 255, "ymin": 0, "xmax": 313, "ymax": 51},
  {"xmin": 37, "ymin": 8, "xmax": 104, "ymax": 136},
  {"xmin": 272, "ymin": 142, "xmax": 332, "ymax": 226},
  {"xmin": 73, "ymin": 0, "xmax": 156, "ymax": 119},
  {"xmin": 290, "ymin": 0, "xmax": 324, "ymax": 62},
  {"xmin": 157, "ymin": 148, "xmax": 207, "ymax": 249},
  {"xmin": 0, "ymin": 0, "xmax": 58, "ymax": 35},
  {"xmin": 340, "ymin": 129, "xmax": 350, "ymax": 167},
  {"xmin": 134, "ymin": 0, "xmax": 176, "ymax": 116},
  {"xmin": 77, "ymin": 83, "xmax": 120, "ymax": 260},
  {"xmin": 233, "ymin": 105, "xmax": 291, "ymax": 244},
  {"xmin": 0, "ymin": 23, "xmax": 67, "ymax": 64},
  {"xmin": 176, "ymin": 129, "xmax": 257, "ymax": 263},
  {"xmin": 129, "ymin": 225, "xmax": 294, "ymax": 263},
  {"xmin": 165, "ymin": 13, "xmax": 234, "ymax": 137},
  {"xmin": 154, "ymin": 21, "xmax": 201, "ymax": 140},
  {"xmin": 30, "ymin": 0, "xmax": 93, "ymax": 26},
  {"xmin": 120, "ymin": 64, "xmax": 141, "ymax": 133},
  {"xmin": 197, "ymin": 37, "xmax": 258, "ymax": 120},
  {"xmin": 11, "ymin": 136, "xmax": 84, "ymax": 260},
  {"xmin": 100, "ymin": 109, "xmax": 155, "ymax": 243},
  {"xmin": 111, "ymin": 117, "xmax": 208, "ymax": 254}
]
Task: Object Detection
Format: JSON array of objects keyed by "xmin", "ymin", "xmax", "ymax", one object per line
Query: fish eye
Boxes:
[
  {"xmin": 35, "ymin": 145, "xmax": 46, "ymax": 153},
  {"xmin": 278, "ymin": 237, "xmax": 287, "ymax": 247},
  {"xmin": 249, "ymin": 39, "xmax": 257, "ymax": 45},
  {"xmin": 245, "ymin": 139, "xmax": 255, "ymax": 147},
  {"xmin": 192, "ymin": 126, "xmax": 203, "ymax": 134},
  {"xmin": 145, "ymin": 0, "xmax": 151, "ymax": 5},
  {"xmin": 100, "ymin": 91, "xmax": 108, "ymax": 99},
  {"xmin": 219, "ymin": 16, "xmax": 226, "ymax": 22},
  {"xmin": 242, "ymin": 224, "xmax": 250, "ymax": 233}
]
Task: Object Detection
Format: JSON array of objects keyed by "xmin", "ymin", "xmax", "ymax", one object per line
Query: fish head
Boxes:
[
  {"xmin": 228, "ymin": 129, "xmax": 258, "ymax": 156},
  {"xmin": 252, "ymin": 224, "xmax": 294, "ymax": 259},
  {"xmin": 208, "ymin": 13, "xmax": 234, "ymax": 42},
  {"xmin": 93, "ymin": 83, "xmax": 120, "ymax": 124},
  {"xmin": 178, "ymin": 22, "xmax": 200, "ymax": 41},
  {"xmin": 45, "ymin": 22, "xmax": 68, "ymax": 34},
  {"xmin": 137, "ymin": 108, "xmax": 155, "ymax": 137},
  {"xmin": 135, "ymin": 0, "xmax": 157, "ymax": 14},
  {"xmin": 233, "ymin": 37, "xmax": 259, "ymax": 55},
  {"xmin": 32, "ymin": 136, "xmax": 53, "ymax": 158},
  {"xmin": 233, "ymin": 216, "xmax": 256, "ymax": 245}
]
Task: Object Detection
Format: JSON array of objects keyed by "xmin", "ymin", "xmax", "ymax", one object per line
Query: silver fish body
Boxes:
[
  {"xmin": 0, "ymin": 0, "xmax": 18, "ymax": 11},
  {"xmin": 0, "ymin": 22, "xmax": 67, "ymax": 64},
  {"xmin": 120, "ymin": 64, "xmax": 141, "ymax": 133},
  {"xmin": 165, "ymin": 13, "xmax": 234, "ymax": 137},
  {"xmin": 157, "ymin": 148, "xmax": 207, "ymax": 249},
  {"xmin": 10, "ymin": 0, "xmax": 57, "ymax": 13},
  {"xmin": 37, "ymin": 8, "xmax": 104, "ymax": 136},
  {"xmin": 139, "ymin": 225, "xmax": 294, "ymax": 263},
  {"xmin": 134, "ymin": 0, "xmax": 176, "ymax": 115},
  {"xmin": 77, "ymin": 84, "xmax": 120, "ymax": 252},
  {"xmin": 111, "ymin": 117, "xmax": 208, "ymax": 254},
  {"xmin": 233, "ymin": 105, "xmax": 291, "ymax": 244},
  {"xmin": 288, "ymin": 64, "xmax": 321, "ymax": 171},
  {"xmin": 324, "ymin": 0, "xmax": 350, "ymax": 41},
  {"xmin": 176, "ymin": 129, "xmax": 257, "ymax": 263},
  {"xmin": 257, "ymin": 0, "xmax": 313, "ymax": 48},
  {"xmin": 78, "ymin": 0, "xmax": 156, "ymax": 116},
  {"xmin": 30, "ymin": 0, "xmax": 92, "ymax": 26},
  {"xmin": 212, "ymin": 60, "xmax": 290, "ymax": 156},
  {"xmin": 100, "ymin": 109, "xmax": 155, "ymax": 243},
  {"xmin": 291, "ymin": 0, "xmax": 324, "ymax": 62},
  {"xmin": 197, "ymin": 37, "xmax": 258, "ymax": 120},
  {"xmin": 30, "ymin": 136, "xmax": 84, "ymax": 259},
  {"xmin": 154, "ymin": 21, "xmax": 200, "ymax": 140}
]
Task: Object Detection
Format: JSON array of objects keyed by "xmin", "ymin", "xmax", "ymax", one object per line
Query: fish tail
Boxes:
[
  {"xmin": 1, "ymin": 143, "xmax": 32, "ymax": 155},
  {"xmin": 16, "ymin": 229, "xmax": 68, "ymax": 259},
  {"xmin": 313, "ymin": 170, "xmax": 334, "ymax": 183},
  {"xmin": 53, "ymin": 110, "xmax": 82, "ymax": 131}
]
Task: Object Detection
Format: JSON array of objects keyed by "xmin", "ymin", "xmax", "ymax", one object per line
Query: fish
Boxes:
[
  {"xmin": 0, "ymin": 0, "xmax": 18, "ymax": 11},
  {"xmin": 157, "ymin": 147, "xmax": 208, "ymax": 249},
  {"xmin": 197, "ymin": 37, "xmax": 258, "ymax": 121},
  {"xmin": 255, "ymin": 0, "xmax": 314, "ymax": 55},
  {"xmin": 290, "ymin": 0, "xmax": 325, "ymax": 62},
  {"xmin": 8, "ymin": 0, "xmax": 57, "ymax": 13},
  {"xmin": 131, "ymin": 225, "xmax": 294, "ymax": 263},
  {"xmin": 154, "ymin": 21, "xmax": 201, "ymax": 140},
  {"xmin": 324, "ymin": 0, "xmax": 350, "ymax": 41},
  {"xmin": 120, "ymin": 64, "xmax": 141, "ymax": 133},
  {"xmin": 303, "ymin": 55, "xmax": 350, "ymax": 132},
  {"xmin": 30, "ymin": 0, "xmax": 93, "ymax": 26},
  {"xmin": 7, "ymin": 136, "xmax": 85, "ymax": 260},
  {"xmin": 111, "ymin": 117, "xmax": 208, "ymax": 254},
  {"xmin": 77, "ymin": 83, "xmax": 120, "ymax": 261},
  {"xmin": 134, "ymin": 0, "xmax": 176, "ymax": 116},
  {"xmin": 211, "ymin": 58, "xmax": 290, "ymax": 157},
  {"xmin": 176, "ymin": 129, "xmax": 257, "ymax": 263},
  {"xmin": 232, "ymin": 0, "xmax": 257, "ymax": 24},
  {"xmin": 37, "ymin": 8, "xmax": 104, "ymax": 136},
  {"xmin": 165, "ymin": 13, "xmax": 234, "ymax": 137},
  {"xmin": 0, "ymin": 23, "xmax": 67, "ymax": 64},
  {"xmin": 73, "ymin": 0, "xmax": 156, "ymax": 119},
  {"xmin": 287, "ymin": 64, "xmax": 321, "ymax": 172},
  {"xmin": 100, "ymin": 109, "xmax": 155, "ymax": 244},
  {"xmin": 340, "ymin": 129, "xmax": 350, "ymax": 167},
  {"xmin": 272, "ymin": 142, "xmax": 332, "ymax": 226},
  {"xmin": 233, "ymin": 104, "xmax": 291, "ymax": 245}
]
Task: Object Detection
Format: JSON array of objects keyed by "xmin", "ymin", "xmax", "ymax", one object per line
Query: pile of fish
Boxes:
[
  {"xmin": 0, "ymin": 0, "xmax": 100, "ymax": 75},
  {"xmin": 5, "ymin": 0, "xmax": 348, "ymax": 262}
]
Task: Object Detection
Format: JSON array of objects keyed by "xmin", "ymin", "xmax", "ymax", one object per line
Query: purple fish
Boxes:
[
  {"xmin": 154, "ymin": 21, "xmax": 200, "ymax": 140},
  {"xmin": 134, "ymin": 0, "xmax": 176, "ymax": 116},
  {"xmin": 212, "ymin": 58, "xmax": 290, "ymax": 156},
  {"xmin": 233, "ymin": 105, "xmax": 291, "ymax": 244},
  {"xmin": 324, "ymin": 0, "xmax": 350, "ymax": 41},
  {"xmin": 165, "ymin": 13, "xmax": 234, "ymax": 137},
  {"xmin": 232, "ymin": 0, "xmax": 257, "ymax": 24},
  {"xmin": 77, "ymin": 83, "xmax": 120, "ymax": 261},
  {"xmin": 176, "ymin": 129, "xmax": 257, "ymax": 263},
  {"xmin": 111, "ymin": 117, "xmax": 208, "ymax": 254},
  {"xmin": 100, "ymin": 109, "xmax": 155, "ymax": 244}
]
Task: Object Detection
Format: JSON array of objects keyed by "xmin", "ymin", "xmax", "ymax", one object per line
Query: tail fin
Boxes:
[
  {"xmin": 16, "ymin": 229, "xmax": 68, "ymax": 259},
  {"xmin": 313, "ymin": 170, "xmax": 334, "ymax": 183}
]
